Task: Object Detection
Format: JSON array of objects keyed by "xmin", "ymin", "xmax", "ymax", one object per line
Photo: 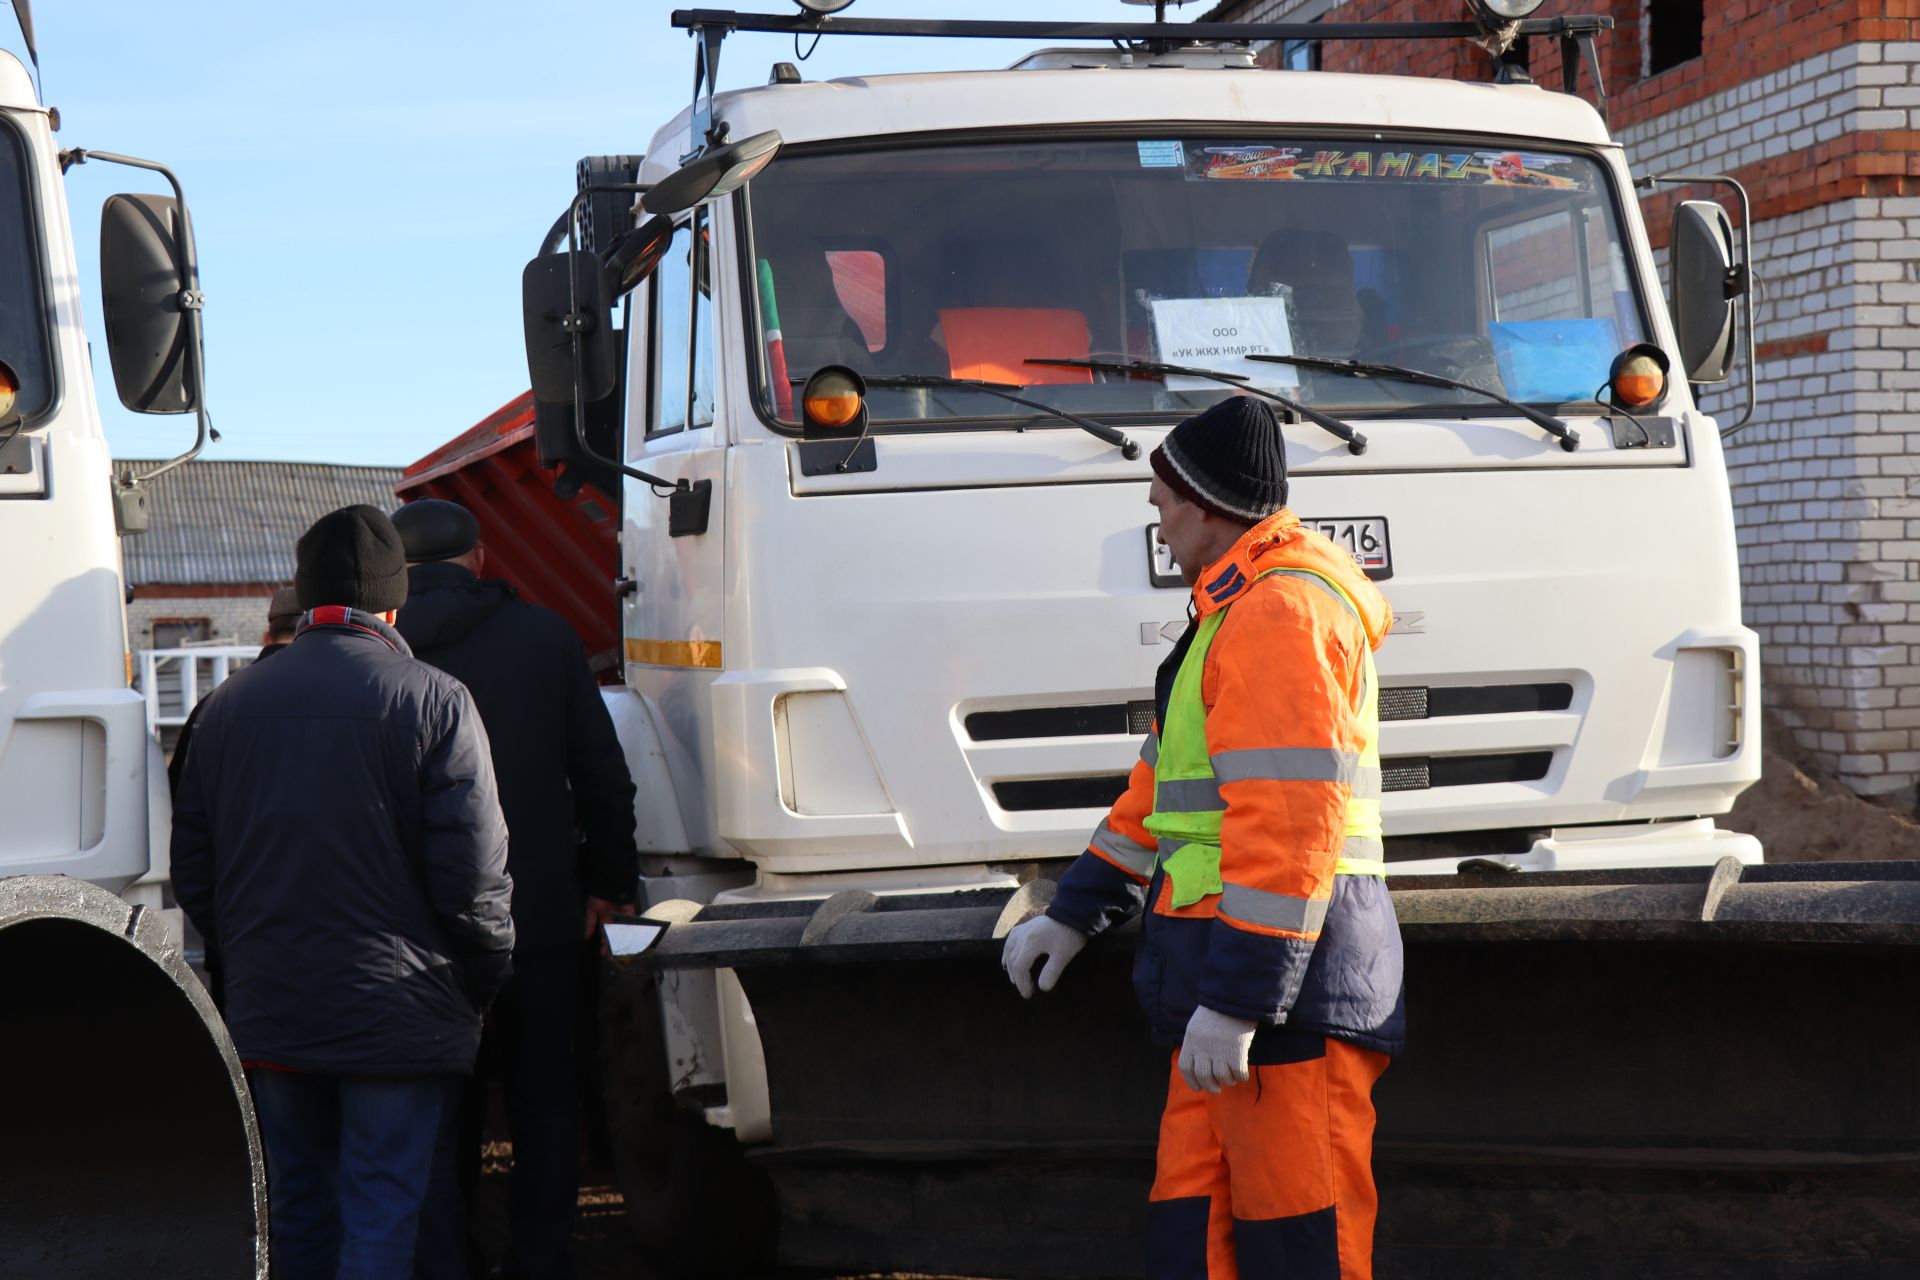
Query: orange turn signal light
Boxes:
[
  {"xmin": 0, "ymin": 360, "xmax": 17, "ymax": 422},
  {"xmin": 1608, "ymin": 343, "xmax": 1670, "ymax": 411},
  {"xmin": 802, "ymin": 366, "xmax": 865, "ymax": 431}
]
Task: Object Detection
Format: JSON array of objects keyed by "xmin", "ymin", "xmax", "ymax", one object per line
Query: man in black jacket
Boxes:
[
  {"xmin": 392, "ymin": 498, "xmax": 638, "ymax": 1280},
  {"xmin": 172, "ymin": 505, "xmax": 514, "ymax": 1280},
  {"xmin": 167, "ymin": 584, "xmax": 302, "ymax": 798}
]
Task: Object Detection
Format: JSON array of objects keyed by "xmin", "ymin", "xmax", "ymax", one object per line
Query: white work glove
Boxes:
[
  {"xmin": 1179, "ymin": 1006, "xmax": 1258, "ymax": 1094},
  {"xmin": 1000, "ymin": 914, "xmax": 1088, "ymax": 998}
]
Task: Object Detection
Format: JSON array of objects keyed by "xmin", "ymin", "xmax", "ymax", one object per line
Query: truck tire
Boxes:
[{"xmin": 598, "ymin": 965, "xmax": 776, "ymax": 1277}]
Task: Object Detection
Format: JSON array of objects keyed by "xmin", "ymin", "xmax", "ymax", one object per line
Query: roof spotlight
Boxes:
[
  {"xmin": 794, "ymin": 0, "xmax": 856, "ymax": 13},
  {"xmin": 1470, "ymin": 0, "xmax": 1546, "ymax": 24}
]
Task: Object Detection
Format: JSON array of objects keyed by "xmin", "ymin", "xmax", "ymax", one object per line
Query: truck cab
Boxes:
[
  {"xmin": 0, "ymin": 50, "xmax": 150, "ymax": 890},
  {"xmin": 612, "ymin": 51, "xmax": 1761, "ymax": 895},
  {"xmin": 0, "ymin": 39, "xmax": 211, "ymax": 902}
]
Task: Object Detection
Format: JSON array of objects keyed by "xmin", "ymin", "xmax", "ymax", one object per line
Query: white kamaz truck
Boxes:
[
  {"xmin": 454, "ymin": 4, "xmax": 1918, "ymax": 1276},
  {"xmin": 0, "ymin": 12, "xmax": 266, "ymax": 1275}
]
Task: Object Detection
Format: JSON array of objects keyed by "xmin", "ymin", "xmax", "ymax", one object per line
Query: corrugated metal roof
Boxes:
[{"xmin": 120, "ymin": 459, "xmax": 404, "ymax": 586}]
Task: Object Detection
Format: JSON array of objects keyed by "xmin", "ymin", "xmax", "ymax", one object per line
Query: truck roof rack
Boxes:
[
  {"xmin": 669, "ymin": 9, "xmax": 1617, "ymax": 152},
  {"xmin": 669, "ymin": 9, "xmax": 1612, "ymax": 46}
]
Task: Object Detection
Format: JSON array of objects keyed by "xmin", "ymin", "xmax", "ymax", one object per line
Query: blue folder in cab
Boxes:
[{"xmin": 1489, "ymin": 318, "xmax": 1621, "ymax": 405}]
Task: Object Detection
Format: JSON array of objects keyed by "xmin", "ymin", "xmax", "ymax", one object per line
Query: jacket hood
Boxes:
[
  {"xmin": 396, "ymin": 562, "xmax": 514, "ymax": 653},
  {"xmin": 1192, "ymin": 510, "xmax": 1393, "ymax": 650}
]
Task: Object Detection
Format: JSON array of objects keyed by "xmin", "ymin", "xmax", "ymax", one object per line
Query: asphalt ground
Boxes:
[{"xmin": 473, "ymin": 1141, "xmax": 978, "ymax": 1280}]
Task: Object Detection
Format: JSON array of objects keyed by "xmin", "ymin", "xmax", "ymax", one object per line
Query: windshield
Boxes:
[
  {"xmin": 744, "ymin": 136, "xmax": 1648, "ymax": 429},
  {"xmin": 0, "ymin": 116, "xmax": 53, "ymax": 424}
]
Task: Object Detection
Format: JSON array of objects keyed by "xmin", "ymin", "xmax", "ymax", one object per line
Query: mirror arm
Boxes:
[
  {"xmin": 559, "ymin": 183, "xmax": 686, "ymax": 497},
  {"xmin": 538, "ymin": 182, "xmax": 653, "ymax": 258},
  {"xmin": 1637, "ymin": 171, "xmax": 1758, "ymax": 436},
  {"xmin": 538, "ymin": 208, "xmax": 573, "ymax": 258},
  {"xmin": 67, "ymin": 148, "xmax": 211, "ymax": 483}
]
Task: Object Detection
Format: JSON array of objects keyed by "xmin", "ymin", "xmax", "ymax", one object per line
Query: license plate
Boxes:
[
  {"xmin": 1307, "ymin": 517, "xmax": 1392, "ymax": 580},
  {"xmin": 1147, "ymin": 516, "xmax": 1392, "ymax": 586}
]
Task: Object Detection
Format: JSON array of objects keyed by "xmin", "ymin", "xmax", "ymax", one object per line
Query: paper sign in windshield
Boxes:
[
  {"xmin": 1188, "ymin": 145, "xmax": 1589, "ymax": 191},
  {"xmin": 1150, "ymin": 296, "xmax": 1298, "ymax": 391}
]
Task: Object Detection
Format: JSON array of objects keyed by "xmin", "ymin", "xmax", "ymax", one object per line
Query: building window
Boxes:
[
  {"xmin": 1646, "ymin": 0, "xmax": 1703, "ymax": 76},
  {"xmin": 152, "ymin": 618, "xmax": 212, "ymax": 650},
  {"xmin": 1280, "ymin": 38, "xmax": 1320, "ymax": 72}
]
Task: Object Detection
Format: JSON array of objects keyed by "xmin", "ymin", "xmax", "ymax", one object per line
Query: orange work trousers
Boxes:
[{"xmin": 1146, "ymin": 1035, "xmax": 1390, "ymax": 1279}]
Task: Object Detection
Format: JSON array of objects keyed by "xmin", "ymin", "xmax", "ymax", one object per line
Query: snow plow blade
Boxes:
[
  {"xmin": 626, "ymin": 858, "xmax": 1920, "ymax": 1278},
  {"xmin": 0, "ymin": 876, "xmax": 267, "ymax": 1278}
]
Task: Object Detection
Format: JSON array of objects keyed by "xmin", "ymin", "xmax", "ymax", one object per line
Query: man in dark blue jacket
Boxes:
[
  {"xmin": 392, "ymin": 497, "xmax": 638, "ymax": 1280},
  {"xmin": 172, "ymin": 505, "xmax": 514, "ymax": 1280}
]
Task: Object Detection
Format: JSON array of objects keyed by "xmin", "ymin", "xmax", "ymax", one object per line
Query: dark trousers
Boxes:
[
  {"xmin": 418, "ymin": 947, "xmax": 580, "ymax": 1280},
  {"xmin": 249, "ymin": 1070, "xmax": 457, "ymax": 1280}
]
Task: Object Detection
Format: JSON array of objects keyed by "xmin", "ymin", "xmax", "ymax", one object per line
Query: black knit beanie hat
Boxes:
[
  {"xmin": 1150, "ymin": 395, "xmax": 1289, "ymax": 523},
  {"xmin": 391, "ymin": 498, "xmax": 480, "ymax": 564},
  {"xmin": 294, "ymin": 505, "xmax": 409, "ymax": 613}
]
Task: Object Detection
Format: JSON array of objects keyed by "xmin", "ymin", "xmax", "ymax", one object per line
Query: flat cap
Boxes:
[
  {"xmin": 266, "ymin": 586, "xmax": 302, "ymax": 633},
  {"xmin": 391, "ymin": 499, "xmax": 480, "ymax": 564}
]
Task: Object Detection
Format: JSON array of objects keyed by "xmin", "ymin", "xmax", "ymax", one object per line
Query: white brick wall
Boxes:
[
  {"xmin": 127, "ymin": 594, "xmax": 274, "ymax": 653},
  {"xmin": 1618, "ymin": 42, "xmax": 1920, "ymax": 795}
]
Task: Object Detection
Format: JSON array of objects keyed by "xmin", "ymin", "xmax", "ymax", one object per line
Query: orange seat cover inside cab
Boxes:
[{"xmin": 939, "ymin": 307, "xmax": 1095, "ymax": 385}]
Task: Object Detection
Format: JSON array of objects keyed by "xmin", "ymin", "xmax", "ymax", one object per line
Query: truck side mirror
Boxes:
[
  {"xmin": 522, "ymin": 251, "xmax": 616, "ymax": 406},
  {"xmin": 1669, "ymin": 200, "xmax": 1739, "ymax": 384},
  {"xmin": 641, "ymin": 129, "xmax": 783, "ymax": 216},
  {"xmin": 607, "ymin": 214, "xmax": 676, "ymax": 299},
  {"xmin": 99, "ymin": 193, "xmax": 201, "ymax": 414}
]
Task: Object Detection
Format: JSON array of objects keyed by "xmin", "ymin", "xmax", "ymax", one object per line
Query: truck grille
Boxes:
[
  {"xmin": 1381, "ymin": 752, "xmax": 1553, "ymax": 792},
  {"xmin": 990, "ymin": 751, "xmax": 1552, "ymax": 811},
  {"xmin": 1379, "ymin": 683, "xmax": 1573, "ymax": 721},
  {"xmin": 992, "ymin": 775, "xmax": 1133, "ymax": 811},
  {"xmin": 966, "ymin": 701, "xmax": 1156, "ymax": 741}
]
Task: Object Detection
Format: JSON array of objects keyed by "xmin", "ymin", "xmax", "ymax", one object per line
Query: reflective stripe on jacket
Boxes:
[{"xmin": 1050, "ymin": 510, "xmax": 1406, "ymax": 1057}]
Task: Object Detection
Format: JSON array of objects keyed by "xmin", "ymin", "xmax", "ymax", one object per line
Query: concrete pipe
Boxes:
[{"xmin": 0, "ymin": 875, "xmax": 266, "ymax": 1278}]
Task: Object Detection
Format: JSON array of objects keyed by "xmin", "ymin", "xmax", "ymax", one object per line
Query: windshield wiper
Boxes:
[
  {"xmin": 1026, "ymin": 356, "xmax": 1366, "ymax": 456},
  {"xmin": 1247, "ymin": 353, "xmax": 1580, "ymax": 452},
  {"xmin": 860, "ymin": 373, "xmax": 1141, "ymax": 459}
]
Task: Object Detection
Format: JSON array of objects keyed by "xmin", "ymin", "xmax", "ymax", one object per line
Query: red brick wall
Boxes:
[
  {"xmin": 1241, "ymin": 1, "xmax": 1917, "ymax": 130},
  {"xmin": 1233, "ymin": 2, "xmax": 1920, "ymax": 231}
]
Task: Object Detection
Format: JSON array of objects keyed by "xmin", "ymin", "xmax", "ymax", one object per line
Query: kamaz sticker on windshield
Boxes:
[{"xmin": 1186, "ymin": 146, "xmax": 1590, "ymax": 191}]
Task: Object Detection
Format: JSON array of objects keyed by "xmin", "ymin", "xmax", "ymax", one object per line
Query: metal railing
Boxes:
[{"xmin": 138, "ymin": 645, "xmax": 264, "ymax": 730}]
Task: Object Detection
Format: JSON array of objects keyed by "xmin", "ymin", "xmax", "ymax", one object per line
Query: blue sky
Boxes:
[{"xmin": 14, "ymin": 1, "xmax": 1167, "ymax": 467}]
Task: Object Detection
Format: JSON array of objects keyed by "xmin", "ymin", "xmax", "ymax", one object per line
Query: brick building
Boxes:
[
  {"xmin": 1206, "ymin": 0, "xmax": 1920, "ymax": 801},
  {"xmin": 120, "ymin": 459, "xmax": 402, "ymax": 653}
]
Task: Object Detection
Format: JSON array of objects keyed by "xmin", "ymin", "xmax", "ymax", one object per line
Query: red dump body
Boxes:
[{"xmin": 396, "ymin": 393, "xmax": 621, "ymax": 668}]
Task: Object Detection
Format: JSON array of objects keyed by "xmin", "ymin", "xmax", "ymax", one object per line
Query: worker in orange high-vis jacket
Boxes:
[{"xmin": 1003, "ymin": 394, "xmax": 1405, "ymax": 1280}]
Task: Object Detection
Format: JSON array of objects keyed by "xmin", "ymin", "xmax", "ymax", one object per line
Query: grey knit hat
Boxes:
[{"xmin": 1150, "ymin": 395, "xmax": 1289, "ymax": 522}]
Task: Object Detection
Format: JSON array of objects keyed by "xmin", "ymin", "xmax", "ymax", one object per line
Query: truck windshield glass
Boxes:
[
  {"xmin": 0, "ymin": 119, "xmax": 53, "ymax": 423},
  {"xmin": 745, "ymin": 137, "xmax": 1647, "ymax": 429}
]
